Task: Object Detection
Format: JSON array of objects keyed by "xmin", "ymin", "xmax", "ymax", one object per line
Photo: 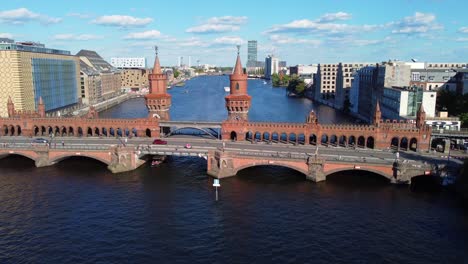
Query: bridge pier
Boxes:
[
  {"xmin": 108, "ymin": 146, "xmax": 147, "ymax": 173},
  {"xmin": 207, "ymin": 150, "xmax": 237, "ymax": 179},
  {"xmin": 306, "ymin": 157, "xmax": 326, "ymax": 182}
]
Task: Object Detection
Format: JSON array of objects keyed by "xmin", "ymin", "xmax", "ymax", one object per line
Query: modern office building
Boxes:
[
  {"xmin": 111, "ymin": 57, "xmax": 146, "ymax": 68},
  {"xmin": 352, "ymin": 61, "xmax": 411, "ymax": 121},
  {"xmin": 381, "ymin": 86, "xmax": 436, "ymax": 119},
  {"xmin": 77, "ymin": 50, "xmax": 121, "ymax": 101},
  {"xmin": 0, "ymin": 39, "xmax": 80, "ymax": 117},
  {"xmin": 264, "ymin": 55, "xmax": 279, "ymax": 79},
  {"xmin": 247, "ymin": 40, "xmax": 257, "ymax": 67}
]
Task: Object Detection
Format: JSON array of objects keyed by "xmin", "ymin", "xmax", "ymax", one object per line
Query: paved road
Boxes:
[{"xmin": 1, "ymin": 135, "xmax": 464, "ymax": 165}]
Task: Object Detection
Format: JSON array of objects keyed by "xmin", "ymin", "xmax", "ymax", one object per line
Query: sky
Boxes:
[{"xmin": 1, "ymin": 0, "xmax": 467, "ymax": 66}]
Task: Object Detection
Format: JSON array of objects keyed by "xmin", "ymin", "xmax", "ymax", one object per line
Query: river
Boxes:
[{"xmin": 0, "ymin": 76, "xmax": 467, "ymax": 263}]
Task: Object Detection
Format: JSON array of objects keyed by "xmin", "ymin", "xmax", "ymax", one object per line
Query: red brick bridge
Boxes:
[{"xmin": 0, "ymin": 48, "xmax": 436, "ymax": 183}]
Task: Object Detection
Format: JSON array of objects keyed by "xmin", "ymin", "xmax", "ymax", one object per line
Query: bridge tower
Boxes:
[
  {"xmin": 225, "ymin": 45, "xmax": 251, "ymax": 121},
  {"xmin": 416, "ymin": 104, "xmax": 426, "ymax": 128},
  {"xmin": 145, "ymin": 46, "xmax": 171, "ymax": 120},
  {"xmin": 373, "ymin": 100, "xmax": 381, "ymax": 126}
]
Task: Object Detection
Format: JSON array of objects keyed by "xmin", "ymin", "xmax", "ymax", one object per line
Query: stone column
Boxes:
[
  {"xmin": 206, "ymin": 150, "xmax": 237, "ymax": 179},
  {"xmin": 306, "ymin": 157, "xmax": 325, "ymax": 182}
]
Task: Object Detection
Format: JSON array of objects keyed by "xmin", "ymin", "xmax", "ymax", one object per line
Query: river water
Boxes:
[{"xmin": 1, "ymin": 76, "xmax": 467, "ymax": 263}]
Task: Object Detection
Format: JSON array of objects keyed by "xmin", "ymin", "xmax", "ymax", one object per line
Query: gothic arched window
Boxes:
[{"xmin": 236, "ymin": 82, "xmax": 240, "ymax": 90}]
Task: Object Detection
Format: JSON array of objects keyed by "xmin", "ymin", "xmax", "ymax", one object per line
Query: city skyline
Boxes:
[{"xmin": 1, "ymin": 0, "xmax": 467, "ymax": 66}]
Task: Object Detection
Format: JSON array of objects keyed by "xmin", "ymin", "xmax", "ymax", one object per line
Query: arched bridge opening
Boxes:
[
  {"xmin": 235, "ymin": 164, "xmax": 308, "ymax": 182},
  {"xmin": 325, "ymin": 169, "xmax": 392, "ymax": 186},
  {"xmin": 50, "ymin": 154, "xmax": 110, "ymax": 167},
  {"xmin": 0, "ymin": 153, "xmax": 36, "ymax": 167},
  {"xmin": 164, "ymin": 127, "xmax": 219, "ymax": 139}
]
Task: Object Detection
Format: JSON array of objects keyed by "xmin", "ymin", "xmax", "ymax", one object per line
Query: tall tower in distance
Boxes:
[
  {"xmin": 225, "ymin": 45, "xmax": 251, "ymax": 121},
  {"xmin": 247, "ymin": 40, "xmax": 257, "ymax": 67},
  {"xmin": 145, "ymin": 46, "xmax": 171, "ymax": 120}
]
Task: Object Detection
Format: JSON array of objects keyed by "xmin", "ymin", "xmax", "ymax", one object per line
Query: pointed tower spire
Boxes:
[
  {"xmin": 38, "ymin": 96, "xmax": 45, "ymax": 117},
  {"xmin": 7, "ymin": 96, "xmax": 15, "ymax": 117},
  {"xmin": 145, "ymin": 45, "xmax": 171, "ymax": 122},
  {"xmin": 225, "ymin": 46, "xmax": 251, "ymax": 122},
  {"xmin": 416, "ymin": 103, "xmax": 426, "ymax": 128},
  {"xmin": 152, "ymin": 45, "xmax": 162, "ymax": 74},
  {"xmin": 233, "ymin": 45, "xmax": 243, "ymax": 75},
  {"xmin": 373, "ymin": 100, "xmax": 382, "ymax": 126}
]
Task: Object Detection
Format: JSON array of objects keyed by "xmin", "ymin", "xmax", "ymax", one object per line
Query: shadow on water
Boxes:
[
  {"xmin": 326, "ymin": 170, "xmax": 390, "ymax": 187},
  {"xmin": 236, "ymin": 165, "xmax": 306, "ymax": 184},
  {"xmin": 410, "ymin": 175, "xmax": 442, "ymax": 193},
  {"xmin": 0, "ymin": 155, "xmax": 36, "ymax": 170}
]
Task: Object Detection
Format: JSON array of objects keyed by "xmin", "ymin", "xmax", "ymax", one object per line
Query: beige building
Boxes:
[
  {"xmin": 316, "ymin": 62, "xmax": 372, "ymax": 108},
  {"xmin": 77, "ymin": 50, "xmax": 121, "ymax": 104},
  {"xmin": 120, "ymin": 69, "xmax": 150, "ymax": 90},
  {"xmin": 0, "ymin": 39, "xmax": 80, "ymax": 117}
]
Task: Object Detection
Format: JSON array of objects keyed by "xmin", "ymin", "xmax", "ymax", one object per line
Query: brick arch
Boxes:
[
  {"xmin": 49, "ymin": 153, "xmax": 111, "ymax": 166},
  {"xmin": 234, "ymin": 161, "xmax": 309, "ymax": 176},
  {"xmin": 324, "ymin": 167, "xmax": 393, "ymax": 180},
  {"xmin": 0, "ymin": 152, "xmax": 38, "ymax": 162}
]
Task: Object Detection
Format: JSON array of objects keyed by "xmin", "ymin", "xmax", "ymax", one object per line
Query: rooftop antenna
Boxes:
[{"xmin": 236, "ymin": 44, "xmax": 241, "ymax": 55}]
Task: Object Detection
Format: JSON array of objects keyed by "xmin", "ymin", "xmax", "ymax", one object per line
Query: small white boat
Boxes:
[
  {"xmin": 263, "ymin": 81, "xmax": 267, "ymax": 85},
  {"xmin": 224, "ymin": 86, "xmax": 230, "ymax": 92}
]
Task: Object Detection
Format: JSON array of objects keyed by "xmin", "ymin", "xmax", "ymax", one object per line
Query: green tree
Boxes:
[
  {"xmin": 460, "ymin": 113, "xmax": 468, "ymax": 128},
  {"xmin": 173, "ymin": 68, "xmax": 180, "ymax": 78}
]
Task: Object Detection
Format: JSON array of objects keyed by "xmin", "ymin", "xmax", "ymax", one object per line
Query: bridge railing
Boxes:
[
  {"xmin": 0, "ymin": 143, "xmax": 112, "ymax": 151},
  {"xmin": 431, "ymin": 128, "xmax": 468, "ymax": 135}
]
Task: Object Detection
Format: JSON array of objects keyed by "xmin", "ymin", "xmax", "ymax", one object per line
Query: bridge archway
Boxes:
[
  {"xmin": 0, "ymin": 152, "xmax": 37, "ymax": 163},
  {"xmin": 235, "ymin": 163, "xmax": 309, "ymax": 178},
  {"xmin": 230, "ymin": 131, "xmax": 237, "ymax": 141},
  {"xmin": 324, "ymin": 167, "xmax": 393, "ymax": 181},
  {"xmin": 339, "ymin": 135, "xmax": 347, "ymax": 147},
  {"xmin": 298, "ymin": 133, "xmax": 305, "ymax": 145},
  {"xmin": 357, "ymin": 136, "xmax": 365, "ymax": 148},
  {"xmin": 309, "ymin": 134, "xmax": 317, "ymax": 145},
  {"xmin": 165, "ymin": 127, "xmax": 218, "ymax": 139},
  {"xmin": 409, "ymin": 138, "xmax": 417, "ymax": 151},
  {"xmin": 263, "ymin": 132, "xmax": 270, "ymax": 142},
  {"xmin": 271, "ymin": 132, "xmax": 279, "ymax": 142},
  {"xmin": 366, "ymin": 137, "xmax": 374, "ymax": 149},
  {"xmin": 400, "ymin": 137, "xmax": 408, "ymax": 151},
  {"xmin": 348, "ymin": 136, "xmax": 356, "ymax": 147},
  {"xmin": 330, "ymin": 135, "xmax": 337, "ymax": 146},
  {"xmin": 391, "ymin": 137, "xmax": 399, "ymax": 149},
  {"xmin": 280, "ymin": 133, "xmax": 288, "ymax": 143},
  {"xmin": 145, "ymin": 128, "xmax": 151, "ymax": 137},
  {"xmin": 254, "ymin": 131, "xmax": 261, "ymax": 141},
  {"xmin": 321, "ymin": 134, "xmax": 328, "ymax": 145},
  {"xmin": 50, "ymin": 154, "xmax": 111, "ymax": 166}
]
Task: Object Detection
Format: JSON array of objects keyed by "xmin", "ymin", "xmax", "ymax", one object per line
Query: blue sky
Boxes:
[{"xmin": 1, "ymin": 0, "xmax": 467, "ymax": 66}]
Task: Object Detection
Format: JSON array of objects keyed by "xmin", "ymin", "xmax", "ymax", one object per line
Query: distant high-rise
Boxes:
[{"xmin": 247, "ymin": 40, "xmax": 257, "ymax": 67}]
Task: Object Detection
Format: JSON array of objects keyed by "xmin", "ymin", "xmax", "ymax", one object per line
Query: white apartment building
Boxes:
[{"xmin": 111, "ymin": 57, "xmax": 146, "ymax": 68}]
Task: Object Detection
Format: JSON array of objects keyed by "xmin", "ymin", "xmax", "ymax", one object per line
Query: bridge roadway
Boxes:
[{"xmin": 0, "ymin": 135, "xmax": 460, "ymax": 184}]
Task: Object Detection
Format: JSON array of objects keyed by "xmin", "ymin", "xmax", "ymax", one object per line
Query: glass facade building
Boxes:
[
  {"xmin": 247, "ymin": 41, "xmax": 257, "ymax": 67},
  {"xmin": 32, "ymin": 58, "xmax": 78, "ymax": 111}
]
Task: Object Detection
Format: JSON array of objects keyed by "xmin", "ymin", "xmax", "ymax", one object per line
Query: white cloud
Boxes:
[
  {"xmin": 178, "ymin": 37, "xmax": 208, "ymax": 47},
  {"xmin": 455, "ymin": 37, "xmax": 468, "ymax": 42},
  {"xmin": 186, "ymin": 24, "xmax": 240, "ymax": 34},
  {"xmin": 0, "ymin": 33, "xmax": 13, "ymax": 38},
  {"xmin": 459, "ymin": 27, "xmax": 468, "ymax": 33},
  {"xmin": 186, "ymin": 16, "xmax": 247, "ymax": 34},
  {"xmin": 269, "ymin": 34, "xmax": 321, "ymax": 46},
  {"xmin": 0, "ymin": 8, "xmax": 61, "ymax": 25},
  {"xmin": 390, "ymin": 12, "xmax": 442, "ymax": 34},
  {"xmin": 52, "ymin": 34, "xmax": 103, "ymax": 41},
  {"xmin": 317, "ymin": 12, "xmax": 352, "ymax": 23},
  {"xmin": 206, "ymin": 16, "xmax": 247, "ymax": 25},
  {"xmin": 266, "ymin": 19, "xmax": 378, "ymax": 35},
  {"xmin": 92, "ymin": 15, "xmax": 152, "ymax": 28},
  {"xmin": 124, "ymin": 30, "xmax": 162, "ymax": 39},
  {"xmin": 67, "ymin": 13, "xmax": 91, "ymax": 19},
  {"xmin": 212, "ymin": 36, "xmax": 244, "ymax": 45}
]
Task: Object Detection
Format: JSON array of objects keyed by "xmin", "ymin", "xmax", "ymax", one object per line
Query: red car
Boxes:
[{"xmin": 152, "ymin": 139, "xmax": 167, "ymax": 145}]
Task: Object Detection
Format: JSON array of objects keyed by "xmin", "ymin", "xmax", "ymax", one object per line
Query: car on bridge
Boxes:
[
  {"xmin": 184, "ymin": 143, "xmax": 192, "ymax": 149},
  {"xmin": 152, "ymin": 139, "xmax": 167, "ymax": 145},
  {"xmin": 32, "ymin": 138, "xmax": 49, "ymax": 144}
]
